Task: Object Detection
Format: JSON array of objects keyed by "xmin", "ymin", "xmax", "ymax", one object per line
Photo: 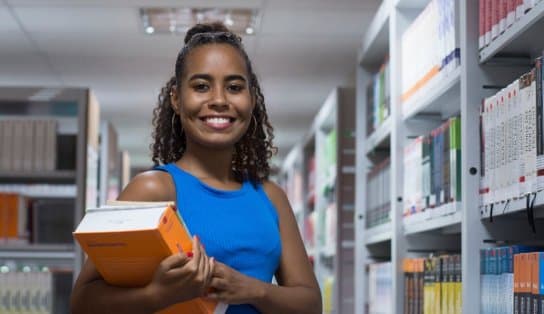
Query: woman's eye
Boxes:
[
  {"xmin": 228, "ymin": 84, "xmax": 244, "ymax": 92},
  {"xmin": 194, "ymin": 84, "xmax": 209, "ymax": 92}
]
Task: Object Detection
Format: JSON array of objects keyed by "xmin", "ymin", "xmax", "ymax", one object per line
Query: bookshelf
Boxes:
[
  {"xmin": 280, "ymin": 87, "xmax": 355, "ymax": 314},
  {"xmin": 0, "ymin": 87, "xmax": 100, "ymax": 313},
  {"xmin": 351, "ymin": 0, "xmax": 544, "ymax": 313}
]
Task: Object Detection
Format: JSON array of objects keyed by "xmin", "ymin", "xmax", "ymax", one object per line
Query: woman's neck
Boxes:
[{"xmin": 177, "ymin": 145, "xmax": 235, "ymax": 183}]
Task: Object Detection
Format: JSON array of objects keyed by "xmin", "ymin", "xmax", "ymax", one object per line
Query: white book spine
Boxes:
[
  {"xmin": 516, "ymin": 0, "xmax": 525, "ymax": 20},
  {"xmin": 500, "ymin": 0, "xmax": 507, "ymax": 33},
  {"xmin": 507, "ymin": 0, "xmax": 516, "ymax": 26},
  {"xmin": 485, "ymin": 0, "xmax": 492, "ymax": 45},
  {"xmin": 514, "ymin": 79, "xmax": 523, "ymax": 197},
  {"xmin": 529, "ymin": 72, "xmax": 538, "ymax": 193}
]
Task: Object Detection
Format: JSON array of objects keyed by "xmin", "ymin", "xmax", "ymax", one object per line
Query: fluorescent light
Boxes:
[
  {"xmin": 145, "ymin": 26, "xmax": 155, "ymax": 34},
  {"xmin": 140, "ymin": 8, "xmax": 259, "ymax": 36}
]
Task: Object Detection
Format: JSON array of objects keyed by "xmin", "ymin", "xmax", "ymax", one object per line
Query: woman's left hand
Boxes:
[{"xmin": 207, "ymin": 261, "xmax": 264, "ymax": 305}]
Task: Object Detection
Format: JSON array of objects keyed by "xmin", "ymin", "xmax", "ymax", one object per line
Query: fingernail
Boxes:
[{"xmin": 187, "ymin": 251, "xmax": 194, "ymax": 258}]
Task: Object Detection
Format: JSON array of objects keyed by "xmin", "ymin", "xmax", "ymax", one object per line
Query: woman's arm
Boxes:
[
  {"xmin": 208, "ymin": 181, "xmax": 322, "ymax": 314},
  {"xmin": 70, "ymin": 171, "xmax": 214, "ymax": 314}
]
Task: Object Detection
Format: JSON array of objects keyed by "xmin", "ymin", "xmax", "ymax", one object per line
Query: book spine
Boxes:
[{"xmin": 480, "ymin": 0, "xmax": 486, "ymax": 48}]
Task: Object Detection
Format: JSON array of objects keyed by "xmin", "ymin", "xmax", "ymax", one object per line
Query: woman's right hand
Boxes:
[{"xmin": 145, "ymin": 235, "xmax": 215, "ymax": 310}]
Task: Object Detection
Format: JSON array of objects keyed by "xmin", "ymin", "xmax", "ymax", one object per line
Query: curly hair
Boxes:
[{"xmin": 151, "ymin": 22, "xmax": 276, "ymax": 184}]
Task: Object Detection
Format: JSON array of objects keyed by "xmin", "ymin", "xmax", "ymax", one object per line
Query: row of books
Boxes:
[
  {"xmin": 366, "ymin": 158, "xmax": 391, "ymax": 229},
  {"xmin": 403, "ymin": 254, "xmax": 462, "ymax": 314},
  {"xmin": 0, "ymin": 118, "xmax": 77, "ymax": 173},
  {"xmin": 0, "ymin": 263, "xmax": 72, "ymax": 314},
  {"xmin": 368, "ymin": 261, "xmax": 393, "ymax": 314},
  {"xmin": 479, "ymin": 55, "xmax": 544, "ymax": 206},
  {"xmin": 0, "ymin": 192, "xmax": 74, "ymax": 245},
  {"xmin": 478, "ymin": 0, "xmax": 544, "ymax": 50},
  {"xmin": 366, "ymin": 58, "xmax": 391, "ymax": 135},
  {"xmin": 317, "ymin": 203, "xmax": 337, "ymax": 256},
  {"xmin": 480, "ymin": 246, "xmax": 543, "ymax": 314},
  {"xmin": 401, "ymin": 0, "xmax": 460, "ymax": 104},
  {"xmin": 403, "ymin": 117, "xmax": 462, "ymax": 219}
]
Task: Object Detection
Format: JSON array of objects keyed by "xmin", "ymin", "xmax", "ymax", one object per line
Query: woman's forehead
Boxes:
[{"xmin": 184, "ymin": 44, "xmax": 248, "ymax": 76}]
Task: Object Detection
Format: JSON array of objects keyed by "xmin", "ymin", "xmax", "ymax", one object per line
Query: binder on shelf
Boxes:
[{"xmin": 73, "ymin": 202, "xmax": 227, "ymax": 314}]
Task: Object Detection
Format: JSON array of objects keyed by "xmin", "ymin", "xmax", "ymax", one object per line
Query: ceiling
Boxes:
[{"xmin": 0, "ymin": 0, "xmax": 379, "ymax": 167}]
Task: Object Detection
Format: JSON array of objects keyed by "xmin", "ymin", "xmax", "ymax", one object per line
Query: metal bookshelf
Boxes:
[{"xmin": 0, "ymin": 87, "xmax": 100, "ymax": 284}]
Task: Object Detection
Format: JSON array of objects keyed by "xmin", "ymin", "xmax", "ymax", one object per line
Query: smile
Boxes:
[{"xmin": 200, "ymin": 116, "xmax": 236, "ymax": 130}]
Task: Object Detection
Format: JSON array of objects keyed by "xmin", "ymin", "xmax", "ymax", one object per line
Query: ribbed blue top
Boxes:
[{"xmin": 155, "ymin": 163, "xmax": 282, "ymax": 314}]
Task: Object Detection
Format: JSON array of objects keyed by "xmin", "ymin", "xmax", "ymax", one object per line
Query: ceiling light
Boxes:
[
  {"xmin": 140, "ymin": 8, "xmax": 259, "ymax": 36},
  {"xmin": 225, "ymin": 14, "xmax": 234, "ymax": 26}
]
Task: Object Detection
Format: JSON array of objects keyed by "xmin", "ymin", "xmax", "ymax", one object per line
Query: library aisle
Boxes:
[{"xmin": 280, "ymin": 0, "xmax": 544, "ymax": 313}]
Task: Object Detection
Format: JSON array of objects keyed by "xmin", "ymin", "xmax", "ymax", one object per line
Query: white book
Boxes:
[
  {"xmin": 33, "ymin": 120, "xmax": 46, "ymax": 172},
  {"xmin": 513, "ymin": 79, "xmax": 523, "ymax": 198},
  {"xmin": 506, "ymin": 83, "xmax": 516, "ymax": 200},
  {"xmin": 485, "ymin": 0, "xmax": 492, "ymax": 45},
  {"xmin": 479, "ymin": 0, "xmax": 485, "ymax": 49},
  {"xmin": 44, "ymin": 120, "xmax": 58, "ymax": 172},
  {"xmin": 500, "ymin": 0, "xmax": 507, "ymax": 34},
  {"xmin": 22, "ymin": 119, "xmax": 34, "ymax": 172},
  {"xmin": 491, "ymin": 95, "xmax": 499, "ymax": 203},
  {"xmin": 520, "ymin": 74, "xmax": 531, "ymax": 195},
  {"xmin": 528, "ymin": 70, "xmax": 538, "ymax": 193},
  {"xmin": 491, "ymin": 0, "xmax": 499, "ymax": 40},
  {"xmin": 507, "ymin": 0, "xmax": 516, "ymax": 27},
  {"xmin": 12, "ymin": 120, "xmax": 24, "ymax": 172},
  {"xmin": 516, "ymin": 0, "xmax": 525, "ymax": 20}
]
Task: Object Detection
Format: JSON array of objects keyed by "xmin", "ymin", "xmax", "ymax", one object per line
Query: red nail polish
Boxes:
[{"xmin": 187, "ymin": 251, "xmax": 194, "ymax": 258}]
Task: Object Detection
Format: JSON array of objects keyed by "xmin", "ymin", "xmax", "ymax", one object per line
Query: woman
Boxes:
[{"xmin": 70, "ymin": 22, "xmax": 322, "ymax": 314}]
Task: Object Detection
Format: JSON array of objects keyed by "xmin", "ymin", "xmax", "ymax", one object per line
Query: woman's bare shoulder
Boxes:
[{"xmin": 117, "ymin": 170, "xmax": 175, "ymax": 202}]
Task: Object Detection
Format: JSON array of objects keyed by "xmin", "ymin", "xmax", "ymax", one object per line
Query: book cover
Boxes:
[{"xmin": 73, "ymin": 203, "xmax": 227, "ymax": 314}]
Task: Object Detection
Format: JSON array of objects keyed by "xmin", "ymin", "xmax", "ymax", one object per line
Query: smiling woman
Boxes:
[{"xmin": 70, "ymin": 22, "xmax": 322, "ymax": 314}]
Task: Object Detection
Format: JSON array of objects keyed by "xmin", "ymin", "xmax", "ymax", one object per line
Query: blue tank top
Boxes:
[{"xmin": 155, "ymin": 163, "xmax": 282, "ymax": 314}]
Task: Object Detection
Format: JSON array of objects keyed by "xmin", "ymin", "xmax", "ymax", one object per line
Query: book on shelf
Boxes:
[
  {"xmin": 368, "ymin": 261, "xmax": 392, "ymax": 314},
  {"xmin": 403, "ymin": 117, "xmax": 461, "ymax": 222},
  {"xmin": 479, "ymin": 0, "xmax": 543, "ymax": 50},
  {"xmin": 366, "ymin": 157, "xmax": 390, "ymax": 229},
  {"xmin": 404, "ymin": 254, "xmax": 461, "ymax": 314},
  {"xmin": 480, "ymin": 245, "xmax": 543, "ymax": 314},
  {"xmin": 480, "ymin": 53, "xmax": 544, "ymax": 206},
  {"xmin": 0, "ymin": 118, "xmax": 78, "ymax": 173},
  {"xmin": 366, "ymin": 57, "xmax": 390, "ymax": 136},
  {"xmin": 73, "ymin": 202, "xmax": 227, "ymax": 314},
  {"xmin": 401, "ymin": 0, "xmax": 460, "ymax": 104}
]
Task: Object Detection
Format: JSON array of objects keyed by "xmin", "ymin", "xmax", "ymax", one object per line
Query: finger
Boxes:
[
  {"xmin": 191, "ymin": 235, "xmax": 202, "ymax": 266},
  {"xmin": 206, "ymin": 257, "xmax": 215, "ymax": 287},
  {"xmin": 160, "ymin": 253, "xmax": 190, "ymax": 271}
]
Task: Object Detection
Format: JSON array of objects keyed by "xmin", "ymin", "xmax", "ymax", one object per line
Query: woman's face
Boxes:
[{"xmin": 172, "ymin": 43, "xmax": 254, "ymax": 150}]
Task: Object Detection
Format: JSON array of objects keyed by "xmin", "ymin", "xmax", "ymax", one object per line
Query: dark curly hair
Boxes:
[{"xmin": 151, "ymin": 22, "xmax": 276, "ymax": 184}]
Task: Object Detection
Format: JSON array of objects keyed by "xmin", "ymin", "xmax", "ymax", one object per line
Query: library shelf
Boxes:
[
  {"xmin": 365, "ymin": 222, "xmax": 392, "ymax": 245},
  {"xmin": 403, "ymin": 203, "xmax": 462, "ymax": 235},
  {"xmin": 480, "ymin": 1, "xmax": 544, "ymax": 63},
  {"xmin": 0, "ymin": 170, "xmax": 76, "ymax": 184},
  {"xmin": 365, "ymin": 116, "xmax": 392, "ymax": 154},
  {"xmin": 480, "ymin": 192, "xmax": 544, "ymax": 220},
  {"xmin": 402, "ymin": 66, "xmax": 461, "ymax": 121},
  {"xmin": 0, "ymin": 244, "xmax": 75, "ymax": 259},
  {"xmin": 359, "ymin": 0, "xmax": 391, "ymax": 69}
]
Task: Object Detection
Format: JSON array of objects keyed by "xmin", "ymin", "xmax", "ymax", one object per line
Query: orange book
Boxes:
[
  {"xmin": 530, "ymin": 252, "xmax": 539, "ymax": 314},
  {"xmin": 73, "ymin": 202, "xmax": 227, "ymax": 314},
  {"xmin": 0, "ymin": 193, "xmax": 28, "ymax": 242}
]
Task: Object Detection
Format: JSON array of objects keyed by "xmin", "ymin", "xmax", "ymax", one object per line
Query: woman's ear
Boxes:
[{"xmin": 170, "ymin": 86, "xmax": 179, "ymax": 113}]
